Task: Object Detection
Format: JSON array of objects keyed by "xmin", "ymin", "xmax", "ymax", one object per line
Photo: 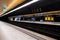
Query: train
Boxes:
[{"xmin": 8, "ymin": 10, "xmax": 60, "ymax": 22}]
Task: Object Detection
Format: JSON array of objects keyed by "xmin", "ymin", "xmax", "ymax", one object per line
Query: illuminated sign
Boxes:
[
  {"xmin": 3, "ymin": 3, "xmax": 7, "ymax": 12},
  {"xmin": 45, "ymin": 17, "xmax": 54, "ymax": 21}
]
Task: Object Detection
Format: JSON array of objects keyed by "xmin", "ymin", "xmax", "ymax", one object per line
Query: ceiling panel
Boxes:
[
  {"xmin": 0, "ymin": 0, "xmax": 13, "ymax": 15},
  {"xmin": 0, "ymin": 0, "xmax": 25, "ymax": 15}
]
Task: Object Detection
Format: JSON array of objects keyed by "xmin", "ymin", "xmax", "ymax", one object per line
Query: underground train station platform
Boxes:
[{"xmin": 0, "ymin": 0, "xmax": 60, "ymax": 40}]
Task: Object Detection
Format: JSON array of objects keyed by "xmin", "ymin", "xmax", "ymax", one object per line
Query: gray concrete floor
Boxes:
[{"xmin": 0, "ymin": 21, "xmax": 56, "ymax": 40}]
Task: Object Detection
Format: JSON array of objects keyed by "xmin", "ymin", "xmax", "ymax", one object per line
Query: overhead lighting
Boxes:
[{"xmin": 1, "ymin": 0, "xmax": 39, "ymax": 17}]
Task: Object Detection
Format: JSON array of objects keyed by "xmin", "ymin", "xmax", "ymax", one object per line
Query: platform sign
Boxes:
[
  {"xmin": 45, "ymin": 17, "xmax": 54, "ymax": 21},
  {"xmin": 3, "ymin": 7, "xmax": 7, "ymax": 12},
  {"xmin": 3, "ymin": 3, "xmax": 7, "ymax": 12}
]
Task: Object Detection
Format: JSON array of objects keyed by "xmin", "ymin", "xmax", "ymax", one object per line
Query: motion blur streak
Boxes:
[{"xmin": 1, "ymin": 0, "xmax": 39, "ymax": 17}]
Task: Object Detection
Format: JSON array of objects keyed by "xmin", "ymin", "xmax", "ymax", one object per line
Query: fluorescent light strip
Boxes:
[{"xmin": 1, "ymin": 0, "xmax": 39, "ymax": 17}]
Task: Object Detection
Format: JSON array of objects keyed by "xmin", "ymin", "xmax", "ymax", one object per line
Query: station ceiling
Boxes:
[
  {"xmin": 0, "ymin": 0, "xmax": 25, "ymax": 15},
  {"xmin": 0, "ymin": 0, "xmax": 60, "ymax": 17},
  {"xmin": 0, "ymin": 0, "xmax": 14, "ymax": 15}
]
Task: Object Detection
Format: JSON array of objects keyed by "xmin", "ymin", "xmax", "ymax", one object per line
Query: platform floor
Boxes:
[{"xmin": 0, "ymin": 21, "xmax": 56, "ymax": 40}]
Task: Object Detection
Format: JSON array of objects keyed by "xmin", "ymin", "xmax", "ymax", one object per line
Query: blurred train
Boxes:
[{"xmin": 8, "ymin": 10, "xmax": 60, "ymax": 22}]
